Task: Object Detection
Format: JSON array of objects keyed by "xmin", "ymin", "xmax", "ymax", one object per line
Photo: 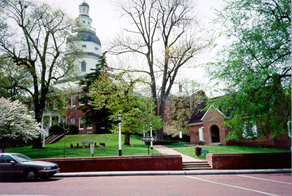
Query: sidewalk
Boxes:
[
  {"xmin": 55, "ymin": 169, "xmax": 292, "ymax": 177},
  {"xmin": 153, "ymin": 145, "xmax": 203, "ymax": 162}
]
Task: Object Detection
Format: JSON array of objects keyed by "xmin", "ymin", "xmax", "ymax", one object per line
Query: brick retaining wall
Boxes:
[
  {"xmin": 37, "ymin": 155, "xmax": 182, "ymax": 172},
  {"xmin": 206, "ymin": 153, "xmax": 291, "ymax": 169}
]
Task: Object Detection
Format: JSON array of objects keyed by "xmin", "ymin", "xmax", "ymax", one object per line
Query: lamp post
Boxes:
[
  {"xmin": 150, "ymin": 121, "xmax": 153, "ymax": 150},
  {"xmin": 179, "ymin": 131, "xmax": 182, "ymax": 143},
  {"xmin": 117, "ymin": 111, "xmax": 122, "ymax": 156}
]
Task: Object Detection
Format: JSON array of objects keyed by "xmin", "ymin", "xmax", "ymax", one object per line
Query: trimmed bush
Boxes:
[
  {"xmin": 49, "ymin": 124, "xmax": 63, "ymax": 135},
  {"xmin": 48, "ymin": 123, "xmax": 79, "ymax": 135},
  {"xmin": 68, "ymin": 124, "xmax": 79, "ymax": 135}
]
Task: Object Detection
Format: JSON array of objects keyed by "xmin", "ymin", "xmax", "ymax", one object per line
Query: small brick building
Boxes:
[{"xmin": 188, "ymin": 101, "xmax": 291, "ymax": 149}]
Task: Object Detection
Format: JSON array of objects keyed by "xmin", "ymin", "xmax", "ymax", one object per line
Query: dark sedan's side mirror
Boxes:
[{"xmin": 10, "ymin": 160, "xmax": 15, "ymax": 164}]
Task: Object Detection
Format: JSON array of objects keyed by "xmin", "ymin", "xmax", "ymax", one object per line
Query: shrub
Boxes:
[
  {"xmin": 49, "ymin": 124, "xmax": 63, "ymax": 135},
  {"xmin": 68, "ymin": 124, "xmax": 79, "ymax": 135},
  {"xmin": 48, "ymin": 123, "xmax": 79, "ymax": 135}
]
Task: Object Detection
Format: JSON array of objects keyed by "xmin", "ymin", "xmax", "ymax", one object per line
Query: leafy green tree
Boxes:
[
  {"xmin": 89, "ymin": 69, "xmax": 163, "ymax": 145},
  {"xmin": 78, "ymin": 54, "xmax": 113, "ymax": 133},
  {"xmin": 0, "ymin": 0, "xmax": 82, "ymax": 148},
  {"xmin": 207, "ymin": 0, "xmax": 291, "ymax": 140}
]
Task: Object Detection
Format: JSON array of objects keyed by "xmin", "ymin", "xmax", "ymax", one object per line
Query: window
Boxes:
[
  {"xmin": 82, "ymin": 45, "xmax": 87, "ymax": 48},
  {"xmin": 63, "ymin": 97, "xmax": 68, "ymax": 108},
  {"xmin": 81, "ymin": 61, "xmax": 86, "ymax": 72},
  {"xmin": 71, "ymin": 118, "xmax": 75, "ymax": 125},
  {"xmin": 79, "ymin": 118, "xmax": 84, "ymax": 130},
  {"xmin": 79, "ymin": 94, "xmax": 84, "ymax": 106},
  {"xmin": 288, "ymin": 121, "xmax": 291, "ymax": 138},
  {"xmin": 71, "ymin": 96, "xmax": 76, "ymax": 107},
  {"xmin": 0, "ymin": 155, "xmax": 14, "ymax": 163},
  {"xmin": 242, "ymin": 121, "xmax": 257, "ymax": 138},
  {"xmin": 53, "ymin": 100, "xmax": 57, "ymax": 110},
  {"xmin": 87, "ymin": 124, "xmax": 92, "ymax": 130},
  {"xmin": 199, "ymin": 127, "xmax": 204, "ymax": 141},
  {"xmin": 173, "ymin": 104, "xmax": 176, "ymax": 112}
]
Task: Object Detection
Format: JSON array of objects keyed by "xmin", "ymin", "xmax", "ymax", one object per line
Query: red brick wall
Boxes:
[
  {"xmin": 37, "ymin": 155, "xmax": 183, "ymax": 172},
  {"xmin": 228, "ymin": 134, "xmax": 291, "ymax": 150},
  {"xmin": 189, "ymin": 123, "xmax": 203, "ymax": 144},
  {"xmin": 206, "ymin": 153, "xmax": 291, "ymax": 169},
  {"xmin": 202, "ymin": 109, "xmax": 229, "ymax": 145},
  {"xmin": 66, "ymin": 92, "xmax": 97, "ymax": 134}
]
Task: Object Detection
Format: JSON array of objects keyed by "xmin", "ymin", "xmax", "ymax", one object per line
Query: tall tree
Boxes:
[
  {"xmin": 0, "ymin": 97, "xmax": 46, "ymax": 152},
  {"xmin": 0, "ymin": 0, "xmax": 82, "ymax": 148},
  {"xmin": 78, "ymin": 54, "xmax": 113, "ymax": 133},
  {"xmin": 89, "ymin": 68, "xmax": 163, "ymax": 145},
  {"xmin": 207, "ymin": 0, "xmax": 291, "ymax": 140},
  {"xmin": 111, "ymin": 0, "xmax": 212, "ymax": 140}
]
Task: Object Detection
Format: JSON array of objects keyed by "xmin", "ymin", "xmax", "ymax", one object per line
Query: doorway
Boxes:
[{"xmin": 209, "ymin": 125, "xmax": 220, "ymax": 143}]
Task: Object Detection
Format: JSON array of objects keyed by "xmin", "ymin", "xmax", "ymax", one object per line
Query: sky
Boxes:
[{"xmin": 42, "ymin": 0, "xmax": 226, "ymax": 96}]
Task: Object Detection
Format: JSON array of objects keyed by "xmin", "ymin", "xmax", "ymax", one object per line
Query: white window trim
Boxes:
[
  {"xmin": 287, "ymin": 121, "xmax": 291, "ymax": 138},
  {"xmin": 242, "ymin": 122, "xmax": 257, "ymax": 138},
  {"xmin": 199, "ymin": 127, "xmax": 204, "ymax": 141},
  {"xmin": 71, "ymin": 118, "xmax": 75, "ymax": 125},
  {"xmin": 87, "ymin": 124, "xmax": 92, "ymax": 130},
  {"xmin": 71, "ymin": 96, "xmax": 76, "ymax": 107},
  {"xmin": 79, "ymin": 94, "xmax": 84, "ymax": 106},
  {"xmin": 53, "ymin": 100, "xmax": 57, "ymax": 110},
  {"xmin": 79, "ymin": 118, "xmax": 84, "ymax": 130}
]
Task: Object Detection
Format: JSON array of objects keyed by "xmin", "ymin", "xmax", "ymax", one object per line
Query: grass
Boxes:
[
  {"xmin": 174, "ymin": 145, "xmax": 290, "ymax": 159},
  {"xmin": 5, "ymin": 134, "xmax": 162, "ymax": 159}
]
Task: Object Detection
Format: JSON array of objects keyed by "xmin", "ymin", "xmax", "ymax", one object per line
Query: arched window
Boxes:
[{"xmin": 81, "ymin": 61, "xmax": 86, "ymax": 72}]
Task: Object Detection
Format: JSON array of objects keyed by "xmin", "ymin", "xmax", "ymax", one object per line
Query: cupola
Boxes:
[{"xmin": 79, "ymin": 1, "xmax": 89, "ymax": 16}]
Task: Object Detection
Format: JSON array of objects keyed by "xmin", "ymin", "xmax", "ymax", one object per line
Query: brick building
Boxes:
[{"xmin": 188, "ymin": 101, "xmax": 291, "ymax": 149}]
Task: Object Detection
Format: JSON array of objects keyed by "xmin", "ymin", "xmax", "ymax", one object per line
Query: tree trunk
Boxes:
[
  {"xmin": 32, "ymin": 97, "xmax": 44, "ymax": 149},
  {"xmin": 124, "ymin": 132, "xmax": 130, "ymax": 145},
  {"xmin": 0, "ymin": 137, "xmax": 5, "ymax": 153},
  {"xmin": 32, "ymin": 135, "xmax": 42, "ymax": 149}
]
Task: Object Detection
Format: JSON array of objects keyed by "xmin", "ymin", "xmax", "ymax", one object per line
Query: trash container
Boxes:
[{"xmin": 195, "ymin": 147, "xmax": 202, "ymax": 157}]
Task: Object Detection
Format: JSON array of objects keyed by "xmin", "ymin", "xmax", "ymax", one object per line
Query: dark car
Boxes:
[{"xmin": 0, "ymin": 153, "xmax": 60, "ymax": 181}]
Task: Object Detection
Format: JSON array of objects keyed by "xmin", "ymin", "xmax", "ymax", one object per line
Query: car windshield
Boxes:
[{"xmin": 13, "ymin": 154, "xmax": 33, "ymax": 162}]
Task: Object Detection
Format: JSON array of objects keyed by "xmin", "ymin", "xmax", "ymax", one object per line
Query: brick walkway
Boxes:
[{"xmin": 153, "ymin": 145, "xmax": 203, "ymax": 162}]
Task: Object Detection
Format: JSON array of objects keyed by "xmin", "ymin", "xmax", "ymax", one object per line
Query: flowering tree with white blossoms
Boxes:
[{"xmin": 0, "ymin": 97, "xmax": 46, "ymax": 152}]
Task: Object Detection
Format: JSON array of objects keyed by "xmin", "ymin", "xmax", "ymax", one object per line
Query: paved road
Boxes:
[{"xmin": 0, "ymin": 173, "xmax": 291, "ymax": 196}]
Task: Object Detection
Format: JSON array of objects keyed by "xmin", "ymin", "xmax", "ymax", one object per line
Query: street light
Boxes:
[
  {"xmin": 150, "ymin": 121, "xmax": 153, "ymax": 150},
  {"xmin": 117, "ymin": 111, "xmax": 122, "ymax": 156}
]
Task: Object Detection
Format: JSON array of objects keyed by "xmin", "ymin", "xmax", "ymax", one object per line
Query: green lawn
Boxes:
[
  {"xmin": 174, "ymin": 145, "xmax": 290, "ymax": 159},
  {"xmin": 5, "ymin": 134, "xmax": 162, "ymax": 159}
]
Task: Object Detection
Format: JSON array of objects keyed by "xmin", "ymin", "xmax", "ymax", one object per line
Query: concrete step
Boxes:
[{"xmin": 183, "ymin": 161, "xmax": 212, "ymax": 170}]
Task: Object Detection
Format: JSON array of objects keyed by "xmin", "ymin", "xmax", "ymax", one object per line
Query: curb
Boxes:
[{"xmin": 55, "ymin": 168, "xmax": 292, "ymax": 177}]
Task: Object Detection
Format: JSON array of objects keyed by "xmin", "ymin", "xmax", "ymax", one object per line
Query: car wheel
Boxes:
[{"xmin": 25, "ymin": 169, "xmax": 37, "ymax": 181}]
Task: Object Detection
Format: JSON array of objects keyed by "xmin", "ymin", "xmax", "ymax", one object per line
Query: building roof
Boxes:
[
  {"xmin": 77, "ymin": 31, "xmax": 101, "ymax": 45},
  {"xmin": 188, "ymin": 99, "xmax": 231, "ymax": 125},
  {"xmin": 80, "ymin": 2, "xmax": 89, "ymax": 7},
  {"xmin": 188, "ymin": 101, "xmax": 206, "ymax": 125}
]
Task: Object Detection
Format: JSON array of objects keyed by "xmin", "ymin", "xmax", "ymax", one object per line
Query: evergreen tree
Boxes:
[{"xmin": 78, "ymin": 54, "xmax": 113, "ymax": 133}]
